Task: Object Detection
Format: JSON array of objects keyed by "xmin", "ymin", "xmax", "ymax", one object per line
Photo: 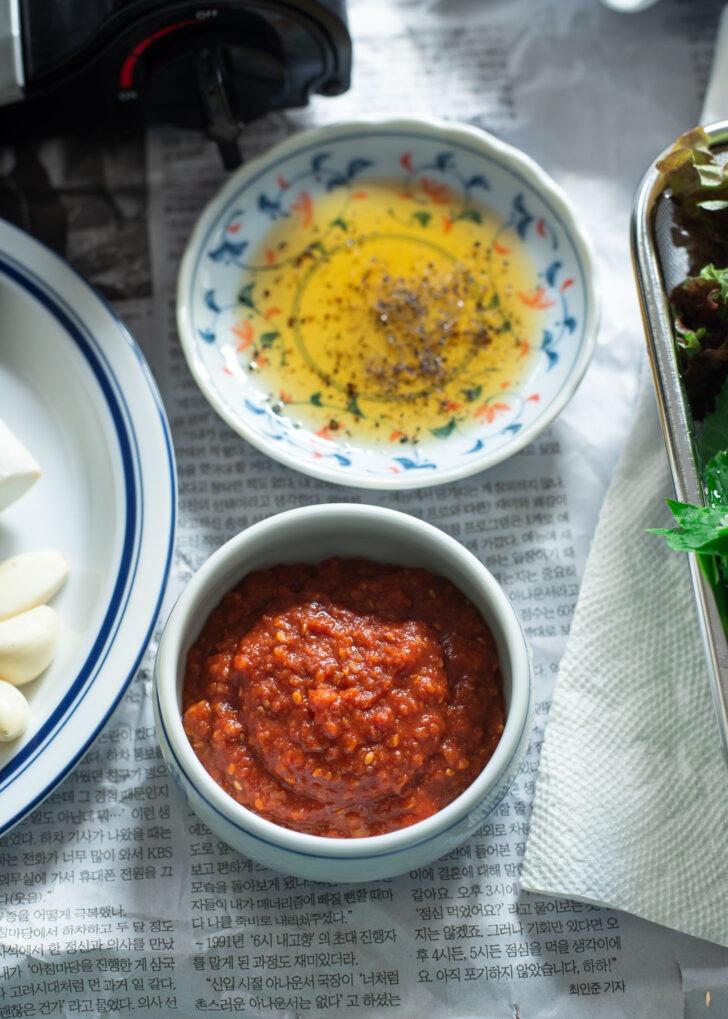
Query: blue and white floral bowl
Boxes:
[{"xmin": 177, "ymin": 118, "xmax": 599, "ymax": 489}]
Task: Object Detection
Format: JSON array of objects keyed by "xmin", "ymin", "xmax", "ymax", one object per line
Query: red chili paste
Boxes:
[{"xmin": 182, "ymin": 557, "xmax": 505, "ymax": 838}]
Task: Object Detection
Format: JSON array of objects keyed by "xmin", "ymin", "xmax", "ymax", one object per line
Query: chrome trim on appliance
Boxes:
[{"xmin": 0, "ymin": 0, "xmax": 24, "ymax": 106}]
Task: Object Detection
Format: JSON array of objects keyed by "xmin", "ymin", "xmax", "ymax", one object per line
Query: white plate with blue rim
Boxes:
[
  {"xmin": 177, "ymin": 117, "xmax": 600, "ymax": 489},
  {"xmin": 0, "ymin": 217, "xmax": 176, "ymax": 836}
]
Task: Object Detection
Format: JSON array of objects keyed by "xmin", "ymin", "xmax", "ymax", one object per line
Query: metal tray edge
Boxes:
[{"xmin": 630, "ymin": 121, "xmax": 728, "ymax": 765}]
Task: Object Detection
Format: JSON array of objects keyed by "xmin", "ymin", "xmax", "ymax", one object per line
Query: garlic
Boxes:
[
  {"xmin": 0, "ymin": 605, "xmax": 60, "ymax": 686},
  {"xmin": 0, "ymin": 428, "xmax": 68, "ymax": 717},
  {"xmin": 0, "ymin": 680, "xmax": 30, "ymax": 741},
  {"xmin": 0, "ymin": 550, "xmax": 69, "ymax": 622},
  {"xmin": 0, "ymin": 418, "xmax": 41, "ymax": 512}
]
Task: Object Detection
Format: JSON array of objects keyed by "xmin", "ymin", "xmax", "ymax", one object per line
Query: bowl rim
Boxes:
[
  {"xmin": 154, "ymin": 503, "xmax": 533, "ymax": 862},
  {"xmin": 176, "ymin": 115, "xmax": 601, "ymax": 490}
]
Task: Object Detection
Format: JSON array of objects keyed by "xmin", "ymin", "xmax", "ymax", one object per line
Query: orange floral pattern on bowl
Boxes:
[{"xmin": 179, "ymin": 121, "xmax": 598, "ymax": 488}]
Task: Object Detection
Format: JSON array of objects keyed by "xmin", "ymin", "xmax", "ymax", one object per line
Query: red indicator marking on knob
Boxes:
[{"xmin": 118, "ymin": 19, "xmax": 199, "ymax": 90}]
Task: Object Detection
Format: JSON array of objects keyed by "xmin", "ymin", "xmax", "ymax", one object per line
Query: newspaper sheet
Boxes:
[{"xmin": 1, "ymin": 0, "xmax": 727, "ymax": 1016}]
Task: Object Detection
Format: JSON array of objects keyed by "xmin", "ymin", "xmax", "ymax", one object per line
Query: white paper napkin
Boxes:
[{"xmin": 520, "ymin": 376, "xmax": 728, "ymax": 946}]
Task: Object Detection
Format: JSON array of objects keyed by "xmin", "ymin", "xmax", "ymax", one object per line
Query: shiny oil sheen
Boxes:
[{"xmin": 241, "ymin": 181, "xmax": 542, "ymax": 445}]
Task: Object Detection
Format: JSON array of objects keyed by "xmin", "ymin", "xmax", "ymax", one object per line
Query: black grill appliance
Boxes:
[{"xmin": 0, "ymin": 0, "xmax": 351, "ymax": 166}]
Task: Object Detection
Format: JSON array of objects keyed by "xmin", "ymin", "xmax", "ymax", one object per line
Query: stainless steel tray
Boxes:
[{"xmin": 631, "ymin": 120, "xmax": 728, "ymax": 765}]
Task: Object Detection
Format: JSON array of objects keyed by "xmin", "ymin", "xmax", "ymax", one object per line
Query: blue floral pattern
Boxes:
[{"xmin": 180, "ymin": 122, "xmax": 598, "ymax": 488}]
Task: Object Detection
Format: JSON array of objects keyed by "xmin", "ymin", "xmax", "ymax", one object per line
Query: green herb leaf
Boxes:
[
  {"xmin": 699, "ymin": 382, "xmax": 728, "ymax": 465},
  {"xmin": 657, "ymin": 127, "xmax": 728, "ymax": 203},
  {"xmin": 704, "ymin": 448, "xmax": 728, "ymax": 504},
  {"xmin": 695, "ymin": 164, "xmax": 728, "ymax": 189},
  {"xmin": 674, "ymin": 323, "xmax": 707, "ymax": 355},
  {"xmin": 649, "ymin": 498, "xmax": 728, "ymax": 554},
  {"xmin": 698, "ymin": 263, "xmax": 728, "ymax": 304}
]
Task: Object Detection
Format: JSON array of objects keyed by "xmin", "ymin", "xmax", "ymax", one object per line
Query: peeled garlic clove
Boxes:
[
  {"xmin": 0, "ymin": 680, "xmax": 30, "ymax": 741},
  {"xmin": 0, "ymin": 418, "xmax": 41, "ymax": 512},
  {"xmin": 0, "ymin": 605, "xmax": 59, "ymax": 686},
  {"xmin": 0, "ymin": 550, "xmax": 69, "ymax": 621}
]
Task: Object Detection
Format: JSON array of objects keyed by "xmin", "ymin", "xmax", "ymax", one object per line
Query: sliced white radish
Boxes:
[
  {"xmin": 0, "ymin": 605, "xmax": 60, "ymax": 685},
  {"xmin": 0, "ymin": 680, "xmax": 30, "ymax": 741},
  {"xmin": 0, "ymin": 550, "xmax": 69, "ymax": 621},
  {"xmin": 0, "ymin": 418, "xmax": 41, "ymax": 512}
]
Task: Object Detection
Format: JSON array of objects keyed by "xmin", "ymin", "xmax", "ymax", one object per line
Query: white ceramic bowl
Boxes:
[
  {"xmin": 177, "ymin": 117, "xmax": 600, "ymax": 489},
  {"xmin": 153, "ymin": 504, "xmax": 533, "ymax": 882}
]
